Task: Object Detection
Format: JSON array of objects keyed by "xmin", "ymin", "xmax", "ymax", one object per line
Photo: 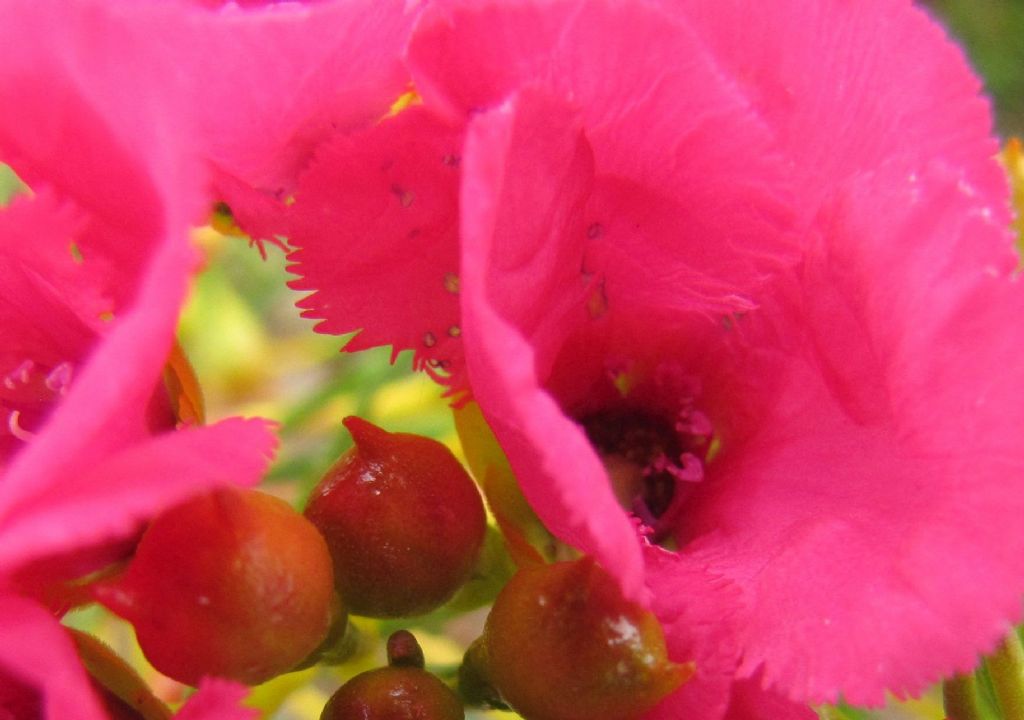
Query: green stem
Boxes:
[
  {"xmin": 944, "ymin": 672, "xmax": 987, "ymax": 720},
  {"xmin": 986, "ymin": 631, "xmax": 1024, "ymax": 720}
]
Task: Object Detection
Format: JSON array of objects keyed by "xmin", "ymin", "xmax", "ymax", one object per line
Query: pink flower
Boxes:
[
  {"xmin": 185, "ymin": 0, "xmax": 417, "ymax": 222},
  {"xmin": 266, "ymin": 0, "xmax": 1024, "ymax": 716},
  {"xmin": 0, "ymin": 1, "xmax": 286, "ymax": 716}
]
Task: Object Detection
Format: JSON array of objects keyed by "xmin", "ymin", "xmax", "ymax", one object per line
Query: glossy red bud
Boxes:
[
  {"xmin": 481, "ymin": 557, "xmax": 690, "ymax": 720},
  {"xmin": 304, "ymin": 417, "xmax": 486, "ymax": 618},
  {"xmin": 94, "ymin": 488, "xmax": 337, "ymax": 686},
  {"xmin": 320, "ymin": 631, "xmax": 463, "ymax": 720}
]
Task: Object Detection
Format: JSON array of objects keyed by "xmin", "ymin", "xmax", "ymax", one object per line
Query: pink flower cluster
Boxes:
[{"xmin": 2, "ymin": 0, "xmax": 1023, "ymax": 719}]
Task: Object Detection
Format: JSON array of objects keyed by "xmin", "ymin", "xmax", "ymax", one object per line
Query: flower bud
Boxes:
[
  {"xmin": 304, "ymin": 417, "xmax": 486, "ymax": 618},
  {"xmin": 320, "ymin": 631, "xmax": 463, "ymax": 720},
  {"xmin": 94, "ymin": 488, "xmax": 337, "ymax": 686},
  {"xmin": 480, "ymin": 557, "xmax": 690, "ymax": 720}
]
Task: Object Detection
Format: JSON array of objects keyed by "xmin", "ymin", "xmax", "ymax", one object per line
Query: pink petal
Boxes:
[
  {"xmin": 0, "ymin": 0, "xmax": 280, "ymax": 599},
  {"xmin": 1, "ymin": 0, "xmax": 415, "ymax": 221},
  {"xmin": 641, "ymin": 546, "xmax": 743, "ymax": 720},
  {"xmin": 407, "ymin": 0, "xmax": 801, "ymax": 393},
  {"xmin": 0, "ymin": 417, "xmax": 276, "ymax": 579},
  {"xmin": 664, "ymin": 0, "xmax": 1007, "ymax": 220},
  {"xmin": 0, "ymin": 191, "xmax": 108, "ymax": 331},
  {"xmin": 175, "ymin": 678, "xmax": 256, "ymax": 720},
  {"xmin": 0, "ymin": 0, "xmax": 209, "ymax": 308},
  {"xmin": 412, "ymin": 0, "xmax": 1022, "ymax": 708},
  {"xmin": 0, "ymin": 670, "xmax": 38, "ymax": 719},
  {"xmin": 409, "ymin": 0, "xmax": 797, "ymax": 274},
  {"xmin": 0, "ymin": 194, "xmax": 102, "ymax": 465},
  {"xmin": 0, "ymin": 593, "xmax": 106, "ymax": 720},
  {"xmin": 286, "ymin": 107, "xmax": 466, "ymax": 381},
  {"xmin": 459, "ymin": 89, "xmax": 648, "ymax": 599},
  {"xmin": 0, "ymin": 228, "xmax": 196, "ymax": 490},
  {"xmin": 184, "ymin": 0, "xmax": 415, "ymax": 191},
  {"xmin": 683, "ymin": 165, "xmax": 1024, "ymax": 704},
  {"xmin": 721, "ymin": 678, "xmax": 817, "ymax": 720}
]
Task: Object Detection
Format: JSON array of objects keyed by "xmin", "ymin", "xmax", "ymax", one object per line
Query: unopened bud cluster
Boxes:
[{"xmin": 77, "ymin": 417, "xmax": 685, "ymax": 719}]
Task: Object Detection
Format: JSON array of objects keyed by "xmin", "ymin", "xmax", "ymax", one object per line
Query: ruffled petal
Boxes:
[
  {"xmin": 683, "ymin": 164, "xmax": 1024, "ymax": 704},
  {"xmin": 415, "ymin": 0, "xmax": 1021, "ymax": 709},
  {"xmin": 409, "ymin": 0, "xmax": 797, "ymax": 288},
  {"xmin": 0, "ymin": 593, "xmax": 106, "ymax": 720},
  {"xmin": 0, "ymin": 0, "xmax": 205, "ymax": 308},
  {"xmin": 286, "ymin": 108, "xmax": 466, "ymax": 381},
  {"xmin": 721, "ymin": 678, "xmax": 817, "ymax": 720},
  {"xmin": 641, "ymin": 546, "xmax": 743, "ymax": 720},
  {"xmin": 663, "ymin": 0, "xmax": 1007, "ymax": 219},
  {"xmin": 184, "ymin": 0, "xmax": 415, "ymax": 191},
  {"xmin": 0, "ymin": 0, "xmax": 280, "ymax": 594},
  {"xmin": 0, "ymin": 417, "xmax": 276, "ymax": 578},
  {"xmin": 175, "ymin": 678, "xmax": 256, "ymax": 720},
  {"xmin": 0, "ymin": 191, "xmax": 107, "ymax": 331},
  {"xmin": 460, "ymin": 89, "xmax": 649, "ymax": 599},
  {"xmin": 0, "ymin": 226, "xmax": 194, "ymax": 488},
  {"xmin": 0, "ymin": 194, "xmax": 101, "ymax": 465}
]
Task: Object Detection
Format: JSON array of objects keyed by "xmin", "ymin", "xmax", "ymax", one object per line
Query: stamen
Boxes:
[
  {"xmin": 7, "ymin": 411, "xmax": 36, "ymax": 442},
  {"xmin": 44, "ymin": 361, "xmax": 74, "ymax": 395},
  {"xmin": 581, "ymin": 405, "xmax": 711, "ymax": 541},
  {"xmin": 5, "ymin": 359, "xmax": 34, "ymax": 388}
]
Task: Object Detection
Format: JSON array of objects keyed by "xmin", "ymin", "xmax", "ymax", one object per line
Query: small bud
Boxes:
[
  {"xmin": 387, "ymin": 629, "xmax": 425, "ymax": 669},
  {"xmin": 321, "ymin": 632, "xmax": 463, "ymax": 720},
  {"xmin": 480, "ymin": 557, "xmax": 690, "ymax": 720},
  {"xmin": 304, "ymin": 417, "xmax": 486, "ymax": 618},
  {"xmin": 94, "ymin": 488, "xmax": 337, "ymax": 686}
]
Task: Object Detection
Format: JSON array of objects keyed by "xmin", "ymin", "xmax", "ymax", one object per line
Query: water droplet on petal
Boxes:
[
  {"xmin": 586, "ymin": 223, "xmax": 603, "ymax": 239},
  {"xmin": 423, "ymin": 332, "xmax": 437, "ymax": 348},
  {"xmin": 447, "ymin": 326, "xmax": 461, "ymax": 338}
]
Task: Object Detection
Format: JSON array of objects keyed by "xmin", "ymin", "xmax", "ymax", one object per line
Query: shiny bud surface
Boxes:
[
  {"xmin": 305, "ymin": 417, "xmax": 486, "ymax": 618},
  {"xmin": 482, "ymin": 557, "xmax": 689, "ymax": 720},
  {"xmin": 95, "ymin": 488, "xmax": 336, "ymax": 686},
  {"xmin": 321, "ymin": 631, "xmax": 464, "ymax": 720}
]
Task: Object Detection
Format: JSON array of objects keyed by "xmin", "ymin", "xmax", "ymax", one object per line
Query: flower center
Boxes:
[
  {"xmin": 1, "ymin": 358, "xmax": 74, "ymax": 459},
  {"xmin": 581, "ymin": 405, "xmax": 710, "ymax": 540}
]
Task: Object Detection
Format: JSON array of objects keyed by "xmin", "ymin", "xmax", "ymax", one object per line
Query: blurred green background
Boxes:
[{"xmin": 926, "ymin": 0, "xmax": 1024, "ymax": 138}]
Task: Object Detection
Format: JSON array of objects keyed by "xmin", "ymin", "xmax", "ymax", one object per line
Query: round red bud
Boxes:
[
  {"xmin": 482, "ymin": 557, "xmax": 690, "ymax": 720},
  {"xmin": 320, "ymin": 631, "xmax": 463, "ymax": 720},
  {"xmin": 304, "ymin": 417, "xmax": 486, "ymax": 618},
  {"xmin": 94, "ymin": 488, "xmax": 337, "ymax": 686}
]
